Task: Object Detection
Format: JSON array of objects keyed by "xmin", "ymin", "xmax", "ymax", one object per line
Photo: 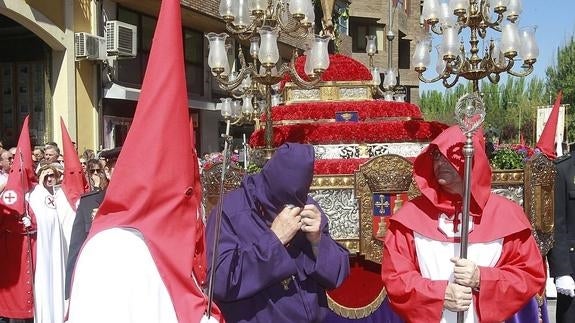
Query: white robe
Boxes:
[
  {"xmin": 54, "ymin": 189, "xmax": 77, "ymax": 253},
  {"xmin": 66, "ymin": 228, "xmax": 178, "ymax": 323},
  {"xmin": 414, "ymin": 232, "xmax": 503, "ymax": 323},
  {"xmin": 28, "ymin": 185, "xmax": 67, "ymax": 323}
]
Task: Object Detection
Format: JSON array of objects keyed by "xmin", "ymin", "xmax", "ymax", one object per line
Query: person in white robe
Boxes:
[
  {"xmin": 28, "ymin": 165, "xmax": 66, "ymax": 323},
  {"xmin": 66, "ymin": 228, "xmax": 179, "ymax": 323}
]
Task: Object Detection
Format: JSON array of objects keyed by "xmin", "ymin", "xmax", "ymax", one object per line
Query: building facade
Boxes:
[
  {"xmin": 348, "ymin": 0, "xmax": 423, "ymax": 103},
  {"xmin": 0, "ymin": 0, "xmax": 425, "ymax": 154}
]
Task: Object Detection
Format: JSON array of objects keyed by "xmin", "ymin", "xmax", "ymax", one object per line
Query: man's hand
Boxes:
[
  {"xmin": 270, "ymin": 205, "xmax": 302, "ymax": 245},
  {"xmin": 555, "ymin": 275, "xmax": 575, "ymax": 297},
  {"xmin": 300, "ymin": 204, "xmax": 321, "ymax": 245},
  {"xmin": 451, "ymin": 257, "xmax": 480, "ymax": 289},
  {"xmin": 444, "ymin": 282, "xmax": 472, "ymax": 312}
]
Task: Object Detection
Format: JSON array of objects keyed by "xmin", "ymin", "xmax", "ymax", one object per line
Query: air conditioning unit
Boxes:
[
  {"xmin": 105, "ymin": 20, "xmax": 137, "ymax": 58},
  {"xmin": 74, "ymin": 32, "xmax": 106, "ymax": 61}
]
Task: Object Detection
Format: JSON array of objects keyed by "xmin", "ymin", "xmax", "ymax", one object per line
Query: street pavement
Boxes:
[{"xmin": 547, "ymin": 298, "xmax": 556, "ymax": 323}]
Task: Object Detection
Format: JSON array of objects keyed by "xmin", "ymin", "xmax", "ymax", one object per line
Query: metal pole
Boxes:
[
  {"xmin": 387, "ymin": 0, "xmax": 394, "ymax": 70},
  {"xmin": 456, "ymin": 132, "xmax": 474, "ymax": 323},
  {"xmin": 206, "ymin": 120, "xmax": 232, "ymax": 318},
  {"xmin": 519, "ymin": 104, "xmax": 522, "ymax": 143},
  {"xmin": 263, "ymin": 84, "xmax": 273, "ymax": 159},
  {"xmin": 18, "ymin": 150, "xmax": 37, "ymax": 318}
]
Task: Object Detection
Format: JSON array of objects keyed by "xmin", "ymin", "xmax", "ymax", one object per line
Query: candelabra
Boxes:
[
  {"xmin": 413, "ymin": 0, "xmax": 537, "ymax": 92},
  {"xmin": 208, "ymin": 0, "xmax": 333, "ymax": 158},
  {"xmin": 366, "ymin": 35, "xmax": 399, "ymax": 101}
]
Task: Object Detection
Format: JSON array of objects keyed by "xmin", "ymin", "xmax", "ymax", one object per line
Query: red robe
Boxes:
[
  {"xmin": 381, "ymin": 126, "xmax": 546, "ymax": 322},
  {"xmin": 0, "ymin": 214, "xmax": 36, "ymax": 319}
]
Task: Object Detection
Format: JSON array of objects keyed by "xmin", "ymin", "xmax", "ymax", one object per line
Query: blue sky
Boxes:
[{"xmin": 419, "ymin": 0, "xmax": 575, "ymax": 94}]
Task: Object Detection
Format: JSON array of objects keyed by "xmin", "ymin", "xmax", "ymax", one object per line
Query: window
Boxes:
[
  {"xmin": 350, "ymin": 18, "xmax": 384, "ymax": 53},
  {"xmin": 116, "ymin": 6, "xmax": 204, "ymax": 97},
  {"xmin": 398, "ymin": 32, "xmax": 410, "ymax": 69},
  {"xmin": 183, "ymin": 29, "xmax": 204, "ymax": 96}
]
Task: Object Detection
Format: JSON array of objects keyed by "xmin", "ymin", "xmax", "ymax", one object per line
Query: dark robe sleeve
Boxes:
[
  {"xmin": 299, "ymin": 197, "xmax": 349, "ymax": 289},
  {"xmin": 210, "ymin": 209, "xmax": 300, "ymax": 302},
  {"xmin": 65, "ymin": 194, "xmax": 98, "ymax": 299},
  {"xmin": 548, "ymin": 164, "xmax": 573, "ymax": 277}
]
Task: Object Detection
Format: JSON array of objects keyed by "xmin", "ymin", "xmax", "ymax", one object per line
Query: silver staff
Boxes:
[
  {"xmin": 205, "ymin": 120, "xmax": 233, "ymax": 319},
  {"xmin": 454, "ymin": 93, "xmax": 485, "ymax": 323}
]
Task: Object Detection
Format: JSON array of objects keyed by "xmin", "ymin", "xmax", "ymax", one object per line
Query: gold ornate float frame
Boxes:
[
  {"xmin": 284, "ymin": 81, "xmax": 375, "ymax": 104},
  {"xmin": 201, "ymin": 153, "xmax": 555, "ymax": 258},
  {"xmin": 308, "ymin": 154, "xmax": 555, "ymax": 263}
]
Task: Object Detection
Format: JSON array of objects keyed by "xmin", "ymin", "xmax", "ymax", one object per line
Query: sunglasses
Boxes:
[{"xmin": 90, "ymin": 169, "xmax": 102, "ymax": 173}]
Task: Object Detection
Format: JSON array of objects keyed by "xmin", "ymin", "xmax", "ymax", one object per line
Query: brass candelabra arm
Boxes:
[
  {"xmin": 252, "ymin": 69, "xmax": 284, "ymax": 86},
  {"xmin": 416, "ymin": 67, "xmax": 449, "ymax": 84},
  {"xmin": 442, "ymin": 74, "xmax": 461, "ymax": 89},
  {"xmin": 479, "ymin": 3, "xmax": 506, "ymax": 32},
  {"xmin": 215, "ymin": 66, "xmax": 258, "ymax": 92},
  {"xmin": 491, "ymin": 55, "xmax": 515, "ymax": 73},
  {"xmin": 275, "ymin": 10, "xmax": 311, "ymax": 38},
  {"xmin": 416, "ymin": 59, "xmax": 460, "ymax": 89},
  {"xmin": 230, "ymin": 87, "xmax": 254, "ymax": 99},
  {"xmin": 278, "ymin": 51, "xmax": 323, "ymax": 89},
  {"xmin": 282, "ymin": 65, "xmax": 322, "ymax": 89},
  {"xmin": 225, "ymin": 111, "xmax": 258, "ymax": 126},
  {"xmin": 224, "ymin": 20, "xmax": 261, "ymax": 41},
  {"xmin": 231, "ymin": 80, "xmax": 264, "ymax": 99},
  {"xmin": 506, "ymin": 60, "xmax": 535, "ymax": 78}
]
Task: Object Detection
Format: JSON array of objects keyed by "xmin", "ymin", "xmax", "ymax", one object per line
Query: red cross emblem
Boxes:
[
  {"xmin": 438, "ymin": 213, "xmax": 473, "ymax": 238},
  {"xmin": 2, "ymin": 190, "xmax": 18, "ymax": 205},
  {"xmin": 452, "ymin": 214, "xmax": 461, "ymax": 233}
]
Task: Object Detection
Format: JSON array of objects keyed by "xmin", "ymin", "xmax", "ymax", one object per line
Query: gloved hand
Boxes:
[
  {"xmin": 451, "ymin": 257, "xmax": 480, "ymax": 289},
  {"xmin": 21, "ymin": 216, "xmax": 32, "ymax": 228},
  {"xmin": 444, "ymin": 282, "xmax": 472, "ymax": 312},
  {"xmin": 555, "ymin": 275, "xmax": 575, "ymax": 297}
]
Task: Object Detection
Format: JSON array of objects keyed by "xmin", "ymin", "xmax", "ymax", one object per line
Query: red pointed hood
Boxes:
[
  {"xmin": 536, "ymin": 91, "xmax": 562, "ymax": 159},
  {"xmin": 413, "ymin": 125, "xmax": 491, "ymax": 217},
  {"xmin": 60, "ymin": 118, "xmax": 88, "ymax": 211},
  {"xmin": 0, "ymin": 116, "xmax": 36, "ymax": 216},
  {"xmin": 190, "ymin": 117, "xmax": 208, "ymax": 287},
  {"xmin": 85, "ymin": 0, "xmax": 210, "ymax": 321}
]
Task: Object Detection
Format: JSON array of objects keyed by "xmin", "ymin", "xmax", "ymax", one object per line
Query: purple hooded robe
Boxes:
[{"xmin": 206, "ymin": 143, "xmax": 350, "ymax": 322}]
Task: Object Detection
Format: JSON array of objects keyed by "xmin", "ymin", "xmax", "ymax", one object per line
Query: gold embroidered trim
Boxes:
[{"xmin": 326, "ymin": 287, "xmax": 387, "ymax": 319}]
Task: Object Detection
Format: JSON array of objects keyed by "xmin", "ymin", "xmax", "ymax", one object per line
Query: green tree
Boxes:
[
  {"xmin": 419, "ymin": 76, "xmax": 548, "ymax": 145},
  {"xmin": 546, "ymin": 36, "xmax": 575, "ymax": 142}
]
